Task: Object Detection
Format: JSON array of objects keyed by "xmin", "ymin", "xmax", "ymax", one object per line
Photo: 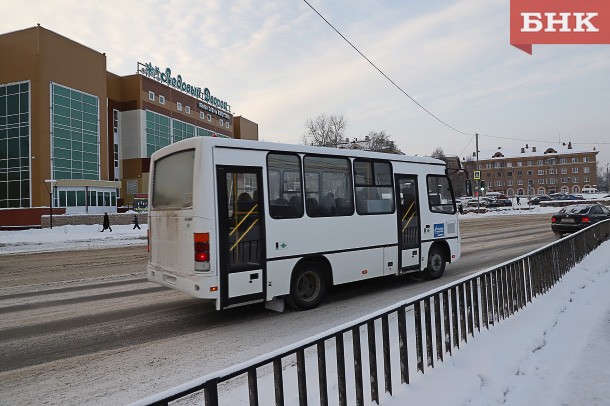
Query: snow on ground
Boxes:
[
  {"xmin": 0, "ymin": 224, "xmax": 148, "ymax": 255},
  {"xmin": 2, "ymin": 208, "xmax": 609, "ymax": 405}
]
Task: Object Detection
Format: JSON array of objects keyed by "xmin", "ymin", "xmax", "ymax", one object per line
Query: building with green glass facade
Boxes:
[{"xmin": 0, "ymin": 25, "xmax": 258, "ymax": 226}]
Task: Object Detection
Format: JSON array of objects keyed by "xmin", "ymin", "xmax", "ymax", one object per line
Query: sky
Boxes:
[
  {"xmin": 2, "ymin": 1, "xmax": 609, "ymax": 165},
  {"xmin": 2, "ymin": 220, "xmax": 608, "ymax": 405}
]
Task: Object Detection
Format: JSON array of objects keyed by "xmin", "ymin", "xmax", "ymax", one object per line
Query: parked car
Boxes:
[
  {"xmin": 551, "ymin": 204, "xmax": 610, "ymax": 237},
  {"xmin": 488, "ymin": 198, "xmax": 512, "ymax": 208},
  {"xmin": 466, "ymin": 197, "xmax": 493, "ymax": 207},
  {"xmin": 528, "ymin": 195, "xmax": 551, "ymax": 205},
  {"xmin": 549, "ymin": 193, "xmax": 580, "ymax": 201}
]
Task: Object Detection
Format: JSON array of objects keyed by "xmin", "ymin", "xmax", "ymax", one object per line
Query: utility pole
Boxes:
[{"xmin": 476, "ymin": 133, "xmax": 480, "ymax": 211}]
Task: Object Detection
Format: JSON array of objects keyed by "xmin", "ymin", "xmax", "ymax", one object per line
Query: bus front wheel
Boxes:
[
  {"xmin": 424, "ymin": 245, "xmax": 446, "ymax": 280},
  {"xmin": 288, "ymin": 263, "xmax": 327, "ymax": 310}
]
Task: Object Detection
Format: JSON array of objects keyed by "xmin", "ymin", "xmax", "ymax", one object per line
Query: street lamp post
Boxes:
[{"xmin": 45, "ymin": 179, "xmax": 57, "ymax": 229}]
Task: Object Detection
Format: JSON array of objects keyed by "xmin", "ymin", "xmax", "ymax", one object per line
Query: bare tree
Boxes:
[
  {"xmin": 302, "ymin": 114, "xmax": 348, "ymax": 147},
  {"xmin": 366, "ymin": 130, "xmax": 403, "ymax": 154},
  {"xmin": 430, "ymin": 147, "xmax": 446, "ymax": 159}
]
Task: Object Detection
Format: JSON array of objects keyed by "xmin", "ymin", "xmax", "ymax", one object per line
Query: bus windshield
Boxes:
[{"xmin": 152, "ymin": 149, "xmax": 195, "ymax": 209}]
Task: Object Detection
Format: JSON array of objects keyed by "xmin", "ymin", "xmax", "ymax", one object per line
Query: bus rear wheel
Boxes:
[
  {"xmin": 288, "ymin": 263, "xmax": 327, "ymax": 310},
  {"xmin": 424, "ymin": 245, "xmax": 446, "ymax": 280}
]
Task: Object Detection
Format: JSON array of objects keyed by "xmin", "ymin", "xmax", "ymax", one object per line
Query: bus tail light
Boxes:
[{"xmin": 194, "ymin": 233, "xmax": 210, "ymax": 271}]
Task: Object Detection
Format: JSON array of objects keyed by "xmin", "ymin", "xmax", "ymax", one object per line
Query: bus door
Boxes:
[
  {"xmin": 217, "ymin": 166, "xmax": 266, "ymax": 309},
  {"xmin": 395, "ymin": 174, "xmax": 420, "ymax": 271}
]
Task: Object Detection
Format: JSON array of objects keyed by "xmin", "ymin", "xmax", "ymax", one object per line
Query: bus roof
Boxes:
[{"xmin": 153, "ymin": 136, "xmax": 447, "ymax": 167}]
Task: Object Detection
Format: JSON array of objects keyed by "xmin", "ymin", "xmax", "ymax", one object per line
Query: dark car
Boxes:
[
  {"xmin": 488, "ymin": 198, "xmax": 512, "ymax": 208},
  {"xmin": 550, "ymin": 193, "xmax": 580, "ymax": 201},
  {"xmin": 528, "ymin": 195, "xmax": 551, "ymax": 205},
  {"xmin": 551, "ymin": 204, "xmax": 610, "ymax": 237}
]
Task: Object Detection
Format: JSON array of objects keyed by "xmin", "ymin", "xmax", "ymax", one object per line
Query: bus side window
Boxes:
[{"xmin": 267, "ymin": 153, "xmax": 304, "ymax": 219}]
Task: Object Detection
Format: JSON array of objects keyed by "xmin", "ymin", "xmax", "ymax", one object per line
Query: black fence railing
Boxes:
[{"xmin": 133, "ymin": 220, "xmax": 610, "ymax": 406}]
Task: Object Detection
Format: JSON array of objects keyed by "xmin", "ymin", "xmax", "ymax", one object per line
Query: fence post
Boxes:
[
  {"xmin": 424, "ymin": 298, "xmax": 434, "ymax": 368},
  {"xmin": 481, "ymin": 274, "xmax": 489, "ymax": 329},
  {"xmin": 273, "ymin": 359, "xmax": 284, "ymax": 406},
  {"xmin": 366, "ymin": 321, "xmax": 379, "ymax": 404},
  {"xmin": 458, "ymin": 284, "xmax": 467, "ymax": 343},
  {"xmin": 352, "ymin": 326, "xmax": 364, "ymax": 406},
  {"xmin": 466, "ymin": 281, "xmax": 474, "ymax": 337},
  {"xmin": 398, "ymin": 307, "xmax": 410, "ymax": 384},
  {"xmin": 472, "ymin": 278, "xmax": 480, "ymax": 333},
  {"xmin": 336, "ymin": 334, "xmax": 347, "ymax": 406},
  {"xmin": 414, "ymin": 302, "xmax": 424, "ymax": 373},
  {"xmin": 204, "ymin": 380, "xmax": 219, "ymax": 406},
  {"xmin": 442, "ymin": 290, "xmax": 451, "ymax": 355},
  {"xmin": 451, "ymin": 287, "xmax": 460, "ymax": 348},
  {"xmin": 434, "ymin": 293, "xmax": 443, "ymax": 362},
  {"xmin": 381, "ymin": 314, "xmax": 392, "ymax": 395},
  {"xmin": 248, "ymin": 368, "xmax": 259, "ymax": 406},
  {"xmin": 296, "ymin": 350, "xmax": 306, "ymax": 406}
]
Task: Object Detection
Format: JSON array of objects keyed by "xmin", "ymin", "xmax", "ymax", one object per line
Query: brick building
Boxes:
[{"xmin": 463, "ymin": 142, "xmax": 599, "ymax": 196}]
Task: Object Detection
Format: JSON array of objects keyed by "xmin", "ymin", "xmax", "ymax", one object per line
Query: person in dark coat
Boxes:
[
  {"xmin": 101, "ymin": 212, "xmax": 112, "ymax": 232},
  {"xmin": 133, "ymin": 214, "xmax": 141, "ymax": 230}
]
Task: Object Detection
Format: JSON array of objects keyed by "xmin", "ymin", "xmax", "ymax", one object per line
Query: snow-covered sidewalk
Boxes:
[{"xmin": 384, "ymin": 240, "xmax": 610, "ymax": 405}]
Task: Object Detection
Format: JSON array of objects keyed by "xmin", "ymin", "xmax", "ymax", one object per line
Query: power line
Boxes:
[
  {"xmin": 302, "ymin": 0, "xmax": 472, "ymax": 136},
  {"xmin": 302, "ymin": 1, "xmax": 607, "ymax": 150}
]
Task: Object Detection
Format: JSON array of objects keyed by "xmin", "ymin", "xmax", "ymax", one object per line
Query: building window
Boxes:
[
  {"xmin": 176, "ymin": 102, "xmax": 182, "ymax": 111},
  {"xmin": 507, "ymin": 171, "xmax": 513, "ymax": 176},
  {"xmin": 527, "ymin": 170, "xmax": 533, "ymax": 176},
  {"xmin": 185, "ymin": 106, "xmax": 190, "ymax": 114},
  {"xmin": 537, "ymin": 160, "xmax": 543, "ymax": 166},
  {"xmin": 572, "ymin": 185, "xmax": 580, "ymax": 193},
  {"xmin": 172, "ymin": 118, "xmax": 196, "ymax": 143},
  {"xmin": 517, "ymin": 179, "xmax": 523, "ymax": 185},
  {"xmin": 561, "ymin": 186, "xmax": 569, "ymax": 193},
  {"xmin": 584, "ymin": 176, "xmax": 590, "ymax": 183},
  {"xmin": 538, "ymin": 179, "xmax": 545, "ymax": 184},
  {"xmin": 538, "ymin": 187, "xmax": 545, "ymax": 195},
  {"xmin": 527, "ymin": 161, "xmax": 533, "ymax": 166},
  {"xmin": 200, "ymin": 112, "xmax": 205, "ymax": 119},
  {"xmin": 548, "ymin": 178, "xmax": 556, "ymax": 184},
  {"xmin": 538, "ymin": 169, "xmax": 544, "ymax": 175},
  {"xmin": 496, "ymin": 181, "xmax": 501, "ymax": 187},
  {"xmin": 560, "ymin": 158, "xmax": 567, "ymax": 164},
  {"xmin": 517, "ymin": 161, "xmax": 523, "ymax": 167},
  {"xmin": 196, "ymin": 126, "xmax": 215, "ymax": 137},
  {"xmin": 226, "ymin": 122, "xmax": 230, "ymax": 128},
  {"xmin": 148, "ymin": 91, "xmax": 155, "ymax": 101},
  {"xmin": 583, "ymin": 157, "xmax": 590, "ymax": 163},
  {"xmin": 507, "ymin": 180, "xmax": 513, "ymax": 186},
  {"xmin": 145, "ymin": 110, "xmax": 171, "ymax": 156},
  {"xmin": 517, "ymin": 170, "xmax": 522, "ymax": 176},
  {"xmin": 219, "ymin": 119, "xmax": 224, "ymax": 126},
  {"xmin": 207, "ymin": 114, "xmax": 212, "ymax": 122},
  {"xmin": 549, "ymin": 168, "xmax": 556, "ymax": 175},
  {"xmin": 584, "ymin": 167, "xmax": 590, "ymax": 173},
  {"xmin": 51, "ymin": 83, "xmax": 99, "ymax": 181},
  {"xmin": 561, "ymin": 168, "xmax": 567, "ymax": 174},
  {"xmin": 159, "ymin": 95, "xmax": 165, "ymax": 105},
  {"xmin": 486, "ymin": 163, "xmax": 492, "ymax": 169},
  {"xmin": 572, "ymin": 168, "xmax": 579, "ymax": 173},
  {"xmin": 0, "ymin": 81, "xmax": 31, "ymax": 208},
  {"xmin": 572, "ymin": 177, "xmax": 578, "ymax": 183},
  {"xmin": 494, "ymin": 162, "xmax": 501, "ymax": 168},
  {"xmin": 561, "ymin": 178, "xmax": 568, "ymax": 183},
  {"xmin": 572, "ymin": 158, "xmax": 578, "ymax": 163},
  {"xmin": 507, "ymin": 162, "xmax": 513, "ymax": 168}
]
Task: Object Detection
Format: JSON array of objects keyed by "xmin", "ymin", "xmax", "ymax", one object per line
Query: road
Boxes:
[{"xmin": 0, "ymin": 214, "xmax": 555, "ymax": 405}]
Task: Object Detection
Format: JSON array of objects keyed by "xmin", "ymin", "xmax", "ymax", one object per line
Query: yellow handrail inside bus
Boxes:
[
  {"xmin": 229, "ymin": 204, "xmax": 258, "ymax": 237},
  {"xmin": 230, "ymin": 218, "xmax": 259, "ymax": 252}
]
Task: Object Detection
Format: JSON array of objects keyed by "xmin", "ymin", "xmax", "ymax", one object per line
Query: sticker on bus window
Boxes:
[{"xmin": 434, "ymin": 223, "xmax": 445, "ymax": 238}]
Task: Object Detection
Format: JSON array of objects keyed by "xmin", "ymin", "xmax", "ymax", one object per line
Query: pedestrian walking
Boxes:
[
  {"xmin": 133, "ymin": 214, "xmax": 141, "ymax": 230},
  {"xmin": 516, "ymin": 196, "xmax": 521, "ymax": 206},
  {"xmin": 101, "ymin": 212, "xmax": 112, "ymax": 232}
]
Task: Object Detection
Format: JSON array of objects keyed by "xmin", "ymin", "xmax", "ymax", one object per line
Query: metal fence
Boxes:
[{"xmin": 135, "ymin": 220, "xmax": 610, "ymax": 406}]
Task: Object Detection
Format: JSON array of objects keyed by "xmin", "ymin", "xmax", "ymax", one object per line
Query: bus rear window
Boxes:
[{"xmin": 152, "ymin": 149, "xmax": 195, "ymax": 209}]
